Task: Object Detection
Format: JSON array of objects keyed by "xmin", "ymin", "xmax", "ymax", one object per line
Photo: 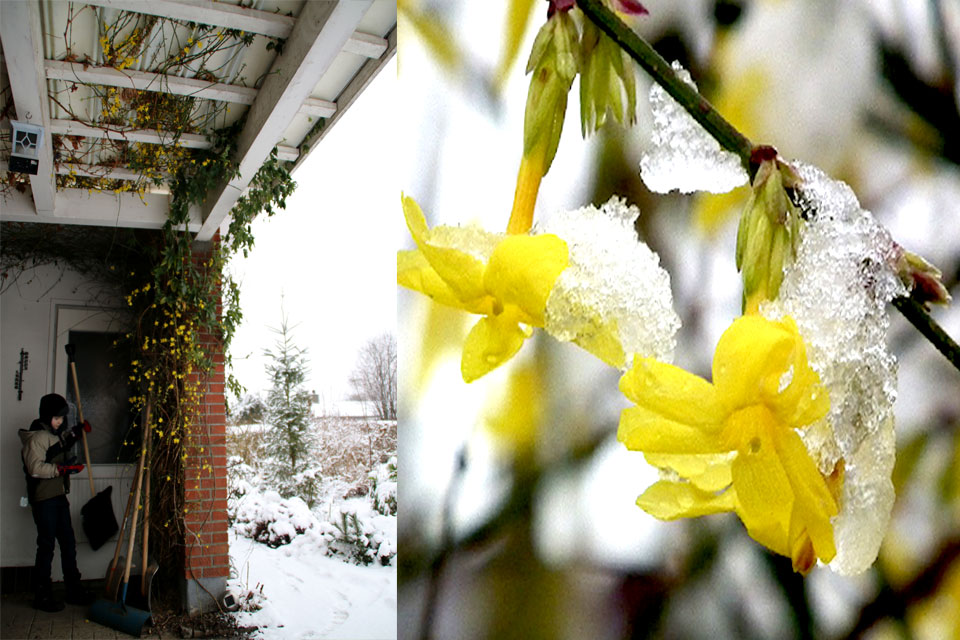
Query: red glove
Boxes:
[
  {"xmin": 57, "ymin": 464, "xmax": 84, "ymax": 476},
  {"xmin": 70, "ymin": 420, "xmax": 92, "ymax": 438}
]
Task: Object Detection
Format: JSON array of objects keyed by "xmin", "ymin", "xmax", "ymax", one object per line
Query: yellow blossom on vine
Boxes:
[
  {"xmin": 618, "ymin": 314, "xmax": 837, "ymax": 573},
  {"xmin": 398, "ymin": 195, "xmax": 568, "ymax": 382}
]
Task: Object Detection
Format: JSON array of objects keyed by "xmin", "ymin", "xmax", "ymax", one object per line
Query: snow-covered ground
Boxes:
[
  {"xmin": 229, "ymin": 529, "xmax": 396, "ymax": 639},
  {"xmin": 225, "ymin": 423, "xmax": 397, "ymax": 639}
]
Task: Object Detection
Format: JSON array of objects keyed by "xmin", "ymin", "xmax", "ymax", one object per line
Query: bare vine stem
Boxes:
[{"xmin": 576, "ymin": 0, "xmax": 960, "ymax": 375}]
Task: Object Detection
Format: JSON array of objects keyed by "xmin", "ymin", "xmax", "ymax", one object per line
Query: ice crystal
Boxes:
[
  {"xmin": 640, "ymin": 62, "xmax": 748, "ymax": 194},
  {"xmin": 763, "ymin": 161, "xmax": 905, "ymax": 575},
  {"xmin": 538, "ymin": 196, "xmax": 680, "ymax": 367}
]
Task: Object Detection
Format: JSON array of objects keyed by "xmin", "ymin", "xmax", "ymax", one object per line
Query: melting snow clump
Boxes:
[
  {"xmin": 640, "ymin": 61, "xmax": 748, "ymax": 194},
  {"xmin": 763, "ymin": 161, "xmax": 906, "ymax": 575},
  {"xmin": 538, "ymin": 196, "xmax": 680, "ymax": 368}
]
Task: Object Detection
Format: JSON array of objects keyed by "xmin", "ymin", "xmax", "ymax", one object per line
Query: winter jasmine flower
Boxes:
[
  {"xmin": 618, "ymin": 314, "xmax": 838, "ymax": 573},
  {"xmin": 398, "ymin": 195, "xmax": 568, "ymax": 382},
  {"xmin": 398, "ymin": 195, "xmax": 679, "ymax": 381}
]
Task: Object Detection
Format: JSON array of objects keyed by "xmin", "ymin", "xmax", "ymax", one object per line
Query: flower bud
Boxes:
[
  {"xmin": 736, "ymin": 147, "xmax": 802, "ymax": 313},
  {"xmin": 508, "ymin": 10, "xmax": 580, "ymax": 235},
  {"xmin": 579, "ymin": 19, "xmax": 637, "ymax": 135},
  {"xmin": 893, "ymin": 246, "xmax": 951, "ymax": 308},
  {"xmin": 522, "ymin": 10, "xmax": 579, "ymax": 167}
]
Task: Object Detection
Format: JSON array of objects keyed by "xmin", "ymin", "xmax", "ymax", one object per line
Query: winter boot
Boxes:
[
  {"xmin": 32, "ymin": 583, "xmax": 65, "ymax": 613},
  {"xmin": 64, "ymin": 579, "xmax": 94, "ymax": 606}
]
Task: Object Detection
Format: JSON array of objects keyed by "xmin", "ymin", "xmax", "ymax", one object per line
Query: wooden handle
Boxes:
[
  {"xmin": 123, "ymin": 401, "xmax": 149, "ymax": 589},
  {"xmin": 109, "ymin": 462, "xmax": 140, "ymax": 579},
  {"xmin": 68, "ymin": 361, "xmax": 96, "ymax": 497},
  {"xmin": 141, "ymin": 411, "xmax": 152, "ymax": 595}
]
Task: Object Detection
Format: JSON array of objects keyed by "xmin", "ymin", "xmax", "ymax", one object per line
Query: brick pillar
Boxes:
[{"xmin": 181, "ymin": 239, "xmax": 229, "ymax": 615}]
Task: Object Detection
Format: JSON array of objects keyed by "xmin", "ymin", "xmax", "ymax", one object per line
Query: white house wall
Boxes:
[{"xmin": 1, "ymin": 263, "xmax": 136, "ymax": 579}]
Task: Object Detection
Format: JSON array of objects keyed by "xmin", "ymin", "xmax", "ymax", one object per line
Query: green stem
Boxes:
[
  {"xmin": 576, "ymin": 0, "xmax": 754, "ymax": 176},
  {"xmin": 577, "ymin": 0, "xmax": 960, "ymax": 376}
]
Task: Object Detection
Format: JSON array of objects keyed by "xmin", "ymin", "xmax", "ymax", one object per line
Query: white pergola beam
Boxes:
[
  {"xmin": 80, "ymin": 0, "xmax": 295, "ymax": 39},
  {"xmin": 46, "ymin": 60, "xmax": 258, "ymax": 103},
  {"xmin": 0, "ymin": 188, "xmax": 201, "ymax": 231},
  {"xmin": 45, "ymin": 61, "xmax": 337, "ymax": 117},
  {"xmin": 57, "ymin": 163, "xmax": 171, "ymax": 192},
  {"xmin": 196, "ymin": 0, "xmax": 372, "ymax": 241},
  {"xmin": 342, "ymin": 32, "xmax": 388, "ymax": 59},
  {"xmin": 3, "ymin": 158, "xmax": 167, "ymax": 185},
  {"xmin": 46, "ymin": 119, "xmax": 299, "ymax": 160},
  {"xmin": 80, "ymin": 0, "xmax": 387, "ymax": 59},
  {"xmin": 294, "ymin": 27, "xmax": 396, "ymax": 171},
  {"xmin": 51, "ymin": 118, "xmax": 210, "ymax": 148},
  {"xmin": 0, "ymin": 1, "xmax": 56, "ymax": 214}
]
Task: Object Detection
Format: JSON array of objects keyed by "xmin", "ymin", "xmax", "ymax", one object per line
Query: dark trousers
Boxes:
[{"xmin": 30, "ymin": 495, "xmax": 81, "ymax": 589}]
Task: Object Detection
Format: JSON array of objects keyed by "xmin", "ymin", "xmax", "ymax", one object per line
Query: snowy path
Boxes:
[{"xmin": 229, "ymin": 530, "xmax": 397, "ymax": 639}]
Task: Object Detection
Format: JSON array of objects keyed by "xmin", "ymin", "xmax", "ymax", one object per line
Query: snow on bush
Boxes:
[
  {"xmin": 229, "ymin": 392, "xmax": 267, "ymax": 425},
  {"xmin": 227, "ymin": 419, "xmax": 397, "ymax": 568},
  {"xmin": 228, "ymin": 456, "xmax": 259, "ymax": 501},
  {"xmin": 370, "ymin": 455, "xmax": 397, "ymax": 516},
  {"xmin": 320, "ymin": 498, "xmax": 397, "ymax": 567},
  {"xmin": 225, "ymin": 580, "xmax": 267, "ymax": 613},
  {"xmin": 232, "ymin": 489, "xmax": 316, "ymax": 548}
]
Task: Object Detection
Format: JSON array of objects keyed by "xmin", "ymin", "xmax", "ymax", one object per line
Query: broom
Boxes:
[{"xmin": 66, "ymin": 344, "xmax": 119, "ymax": 550}]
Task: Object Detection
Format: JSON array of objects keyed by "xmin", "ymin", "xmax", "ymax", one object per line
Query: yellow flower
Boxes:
[
  {"xmin": 398, "ymin": 195, "xmax": 568, "ymax": 382},
  {"xmin": 618, "ymin": 314, "xmax": 837, "ymax": 573}
]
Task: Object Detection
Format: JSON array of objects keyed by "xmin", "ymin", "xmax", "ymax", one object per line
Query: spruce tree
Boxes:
[{"xmin": 263, "ymin": 313, "xmax": 321, "ymax": 505}]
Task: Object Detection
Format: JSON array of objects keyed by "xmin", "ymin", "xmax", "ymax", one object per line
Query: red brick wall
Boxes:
[{"xmin": 182, "ymin": 240, "xmax": 229, "ymax": 594}]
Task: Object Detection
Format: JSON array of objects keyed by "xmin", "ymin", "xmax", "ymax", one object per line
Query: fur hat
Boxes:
[{"xmin": 39, "ymin": 394, "xmax": 69, "ymax": 423}]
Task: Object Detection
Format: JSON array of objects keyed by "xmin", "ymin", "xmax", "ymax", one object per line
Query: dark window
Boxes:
[{"xmin": 65, "ymin": 331, "xmax": 139, "ymax": 464}]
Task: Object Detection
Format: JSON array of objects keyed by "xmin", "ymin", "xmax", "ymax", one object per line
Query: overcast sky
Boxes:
[{"xmin": 228, "ymin": 57, "xmax": 397, "ymax": 406}]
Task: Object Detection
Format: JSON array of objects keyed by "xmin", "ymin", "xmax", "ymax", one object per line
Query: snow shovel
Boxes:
[
  {"xmin": 66, "ymin": 344, "xmax": 119, "ymax": 550},
  {"xmin": 87, "ymin": 438, "xmax": 152, "ymax": 637}
]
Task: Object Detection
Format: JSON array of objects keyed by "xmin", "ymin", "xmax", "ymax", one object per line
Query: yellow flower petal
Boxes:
[
  {"xmin": 636, "ymin": 480, "xmax": 736, "ymax": 520},
  {"xmin": 774, "ymin": 427, "xmax": 838, "ymax": 563},
  {"xmin": 644, "ymin": 453, "xmax": 733, "ymax": 492},
  {"xmin": 398, "ymin": 249, "xmax": 494, "ymax": 315},
  {"xmin": 398, "ymin": 249, "xmax": 466, "ymax": 308},
  {"xmin": 618, "ymin": 406, "xmax": 726, "ymax": 455},
  {"xmin": 621, "ymin": 314, "xmax": 840, "ymax": 572},
  {"xmin": 568, "ymin": 315, "xmax": 625, "ymax": 369},
  {"xmin": 768, "ymin": 321, "xmax": 830, "ymax": 427},
  {"xmin": 402, "ymin": 195, "xmax": 490, "ymax": 304},
  {"xmin": 620, "ymin": 357, "xmax": 723, "ymax": 428},
  {"xmin": 730, "ymin": 428, "xmax": 793, "ymax": 558},
  {"xmin": 484, "ymin": 233, "xmax": 568, "ymax": 324},
  {"xmin": 461, "ymin": 310, "xmax": 529, "ymax": 382},
  {"xmin": 713, "ymin": 314, "xmax": 796, "ymax": 412}
]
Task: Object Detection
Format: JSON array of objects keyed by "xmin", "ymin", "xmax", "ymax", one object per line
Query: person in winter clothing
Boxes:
[{"xmin": 19, "ymin": 393, "xmax": 94, "ymax": 612}]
